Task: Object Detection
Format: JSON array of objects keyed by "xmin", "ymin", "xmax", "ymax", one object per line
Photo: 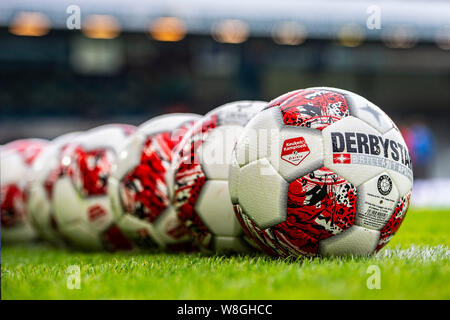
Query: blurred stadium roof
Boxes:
[{"xmin": 0, "ymin": 0, "xmax": 449, "ymax": 41}]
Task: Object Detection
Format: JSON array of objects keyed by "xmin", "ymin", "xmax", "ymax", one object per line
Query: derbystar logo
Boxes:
[
  {"xmin": 331, "ymin": 132, "xmax": 412, "ymax": 169},
  {"xmin": 281, "ymin": 137, "xmax": 310, "ymax": 166}
]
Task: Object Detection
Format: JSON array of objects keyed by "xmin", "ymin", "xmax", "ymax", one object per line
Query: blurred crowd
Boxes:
[{"xmin": 399, "ymin": 118, "xmax": 435, "ymax": 179}]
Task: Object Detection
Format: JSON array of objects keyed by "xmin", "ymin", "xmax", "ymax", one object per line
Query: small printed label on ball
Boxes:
[
  {"xmin": 355, "ymin": 174, "xmax": 398, "ymax": 230},
  {"xmin": 356, "ymin": 197, "xmax": 394, "ymax": 230},
  {"xmin": 281, "ymin": 137, "xmax": 310, "ymax": 166}
]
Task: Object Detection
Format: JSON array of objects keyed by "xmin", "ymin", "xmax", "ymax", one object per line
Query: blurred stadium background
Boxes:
[{"xmin": 0, "ymin": 0, "xmax": 449, "ymax": 206}]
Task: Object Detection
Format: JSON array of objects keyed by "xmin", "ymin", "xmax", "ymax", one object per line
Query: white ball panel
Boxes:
[
  {"xmin": 207, "ymin": 100, "xmax": 268, "ymax": 126},
  {"xmin": 235, "ymin": 107, "xmax": 283, "ymax": 167},
  {"xmin": 116, "ymin": 213, "xmax": 164, "ymax": 247},
  {"xmin": 228, "ymin": 152, "xmax": 240, "ymax": 204},
  {"xmin": 112, "ymin": 133, "xmax": 144, "ymax": 181},
  {"xmin": 1, "ymin": 223, "xmax": 37, "ymax": 244},
  {"xmin": 195, "ymin": 180, "xmax": 241, "ymax": 237},
  {"xmin": 355, "ymin": 172, "xmax": 399, "ymax": 231},
  {"xmin": 61, "ymin": 222, "xmax": 104, "ymax": 250},
  {"xmin": 138, "ymin": 113, "xmax": 201, "ymax": 137},
  {"xmin": 382, "ymin": 127, "xmax": 413, "ymax": 196},
  {"xmin": 30, "ymin": 144, "xmax": 58, "ymax": 184},
  {"xmin": 108, "ymin": 176, "xmax": 124, "ymax": 220},
  {"xmin": 28, "ymin": 133, "xmax": 80, "ymax": 245},
  {"xmin": 389, "ymin": 171, "xmax": 413, "ymax": 199},
  {"xmin": 73, "ymin": 125, "xmax": 131, "ymax": 154},
  {"xmin": 213, "ymin": 236, "xmax": 251, "ymax": 253},
  {"xmin": 27, "ymin": 183, "xmax": 53, "ymax": 239},
  {"xmin": 165, "ymin": 165, "xmax": 175, "ymax": 201},
  {"xmin": 53, "ymin": 177, "xmax": 114, "ymax": 249},
  {"xmin": 237, "ymin": 158, "xmax": 288, "ymax": 229},
  {"xmin": 51, "ymin": 131, "xmax": 81, "ymax": 145},
  {"xmin": 153, "ymin": 205, "xmax": 190, "ymax": 245},
  {"xmin": 350, "ymin": 99, "xmax": 394, "ymax": 135},
  {"xmin": 53, "ymin": 177, "xmax": 84, "ymax": 226},
  {"xmin": 197, "ymin": 125, "xmax": 243, "ymax": 180},
  {"xmin": 1, "ymin": 152, "xmax": 27, "ymax": 186},
  {"xmin": 319, "ymin": 225, "xmax": 380, "ymax": 256}
]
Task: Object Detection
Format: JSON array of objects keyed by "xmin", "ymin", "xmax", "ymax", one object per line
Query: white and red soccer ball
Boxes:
[
  {"xmin": 109, "ymin": 113, "xmax": 201, "ymax": 250},
  {"xmin": 172, "ymin": 101, "xmax": 267, "ymax": 253},
  {"xmin": 1, "ymin": 139, "xmax": 48, "ymax": 243},
  {"xmin": 28, "ymin": 132, "xmax": 80, "ymax": 246},
  {"xmin": 52, "ymin": 124, "xmax": 136, "ymax": 251},
  {"xmin": 229, "ymin": 87, "xmax": 413, "ymax": 257}
]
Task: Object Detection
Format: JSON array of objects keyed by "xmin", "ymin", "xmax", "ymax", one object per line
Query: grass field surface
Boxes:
[{"xmin": 1, "ymin": 208, "xmax": 449, "ymax": 300}]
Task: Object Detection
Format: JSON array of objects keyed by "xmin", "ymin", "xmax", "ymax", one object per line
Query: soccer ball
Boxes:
[
  {"xmin": 229, "ymin": 87, "xmax": 413, "ymax": 257},
  {"xmin": 109, "ymin": 113, "xmax": 201, "ymax": 250},
  {"xmin": 1, "ymin": 139, "xmax": 48, "ymax": 243},
  {"xmin": 172, "ymin": 101, "xmax": 267, "ymax": 253},
  {"xmin": 28, "ymin": 132, "xmax": 80, "ymax": 246},
  {"xmin": 52, "ymin": 124, "xmax": 136, "ymax": 251}
]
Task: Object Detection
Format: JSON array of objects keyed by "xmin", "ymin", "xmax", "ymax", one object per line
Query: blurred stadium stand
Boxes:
[{"xmin": 0, "ymin": 0, "xmax": 449, "ymax": 194}]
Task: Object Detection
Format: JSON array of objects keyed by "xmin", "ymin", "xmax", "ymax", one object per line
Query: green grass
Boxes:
[{"xmin": 1, "ymin": 208, "xmax": 449, "ymax": 300}]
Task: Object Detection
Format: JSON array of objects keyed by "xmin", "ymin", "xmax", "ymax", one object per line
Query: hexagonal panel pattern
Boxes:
[
  {"xmin": 116, "ymin": 212, "xmax": 163, "ymax": 247},
  {"xmin": 195, "ymin": 180, "xmax": 241, "ymax": 237},
  {"xmin": 237, "ymin": 158, "xmax": 288, "ymax": 229},
  {"xmin": 212, "ymin": 236, "xmax": 250, "ymax": 253},
  {"xmin": 319, "ymin": 225, "xmax": 380, "ymax": 257},
  {"xmin": 153, "ymin": 205, "xmax": 191, "ymax": 245},
  {"xmin": 197, "ymin": 125, "xmax": 244, "ymax": 180},
  {"xmin": 235, "ymin": 107, "xmax": 284, "ymax": 167},
  {"xmin": 228, "ymin": 152, "xmax": 241, "ymax": 204}
]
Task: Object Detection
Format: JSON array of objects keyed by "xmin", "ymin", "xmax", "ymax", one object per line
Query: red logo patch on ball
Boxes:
[
  {"xmin": 87, "ymin": 204, "xmax": 107, "ymax": 222},
  {"xmin": 281, "ymin": 137, "xmax": 310, "ymax": 166}
]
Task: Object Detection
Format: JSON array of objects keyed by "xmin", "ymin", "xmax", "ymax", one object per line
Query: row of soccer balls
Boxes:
[{"xmin": 1, "ymin": 87, "xmax": 413, "ymax": 257}]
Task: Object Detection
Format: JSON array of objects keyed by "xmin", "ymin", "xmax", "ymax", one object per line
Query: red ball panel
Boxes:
[
  {"xmin": 120, "ymin": 133, "xmax": 173, "ymax": 223},
  {"xmin": 1, "ymin": 184, "xmax": 27, "ymax": 228},
  {"xmin": 173, "ymin": 115, "xmax": 218, "ymax": 249},
  {"xmin": 376, "ymin": 191, "xmax": 411, "ymax": 252},
  {"xmin": 267, "ymin": 88, "xmax": 350, "ymax": 130},
  {"xmin": 66, "ymin": 147, "xmax": 113, "ymax": 197}
]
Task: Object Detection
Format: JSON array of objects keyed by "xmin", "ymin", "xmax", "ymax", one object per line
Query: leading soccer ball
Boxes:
[
  {"xmin": 1, "ymin": 139, "xmax": 48, "ymax": 243},
  {"xmin": 109, "ymin": 113, "xmax": 201, "ymax": 251},
  {"xmin": 52, "ymin": 124, "xmax": 136, "ymax": 251},
  {"xmin": 28, "ymin": 132, "xmax": 80, "ymax": 246},
  {"xmin": 172, "ymin": 101, "xmax": 267, "ymax": 253},
  {"xmin": 229, "ymin": 87, "xmax": 413, "ymax": 257}
]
